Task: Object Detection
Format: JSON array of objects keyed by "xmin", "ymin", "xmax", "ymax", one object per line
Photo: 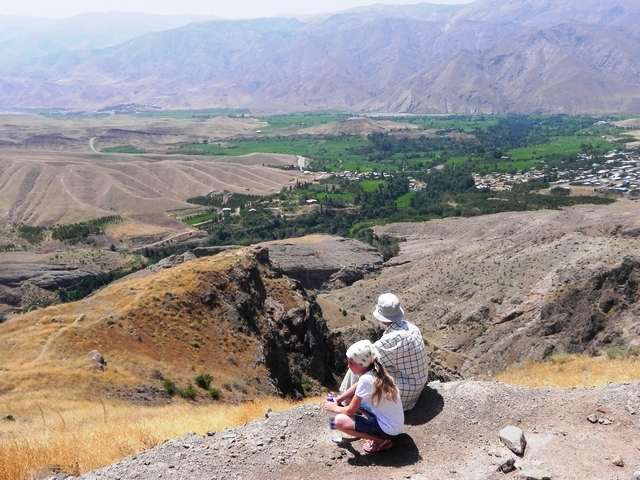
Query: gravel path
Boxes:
[{"xmin": 71, "ymin": 380, "xmax": 640, "ymax": 480}]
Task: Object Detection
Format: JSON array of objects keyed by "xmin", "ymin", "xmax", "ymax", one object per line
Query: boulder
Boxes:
[
  {"xmin": 88, "ymin": 350, "xmax": 107, "ymax": 371},
  {"xmin": 259, "ymin": 236, "xmax": 383, "ymax": 290},
  {"xmin": 499, "ymin": 425, "xmax": 526, "ymax": 456}
]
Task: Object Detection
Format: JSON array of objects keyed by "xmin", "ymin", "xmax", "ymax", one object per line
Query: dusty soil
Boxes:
[
  {"xmin": 0, "ymin": 114, "xmax": 268, "ymax": 152},
  {"xmin": 0, "ymin": 149, "xmax": 304, "ymax": 226},
  {"xmin": 320, "ymin": 199, "xmax": 640, "ymax": 377},
  {"xmin": 66, "ymin": 380, "xmax": 640, "ymax": 480}
]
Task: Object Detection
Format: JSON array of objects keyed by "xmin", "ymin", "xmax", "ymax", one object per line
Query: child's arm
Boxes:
[
  {"xmin": 334, "ymin": 383, "xmax": 357, "ymax": 406},
  {"xmin": 324, "ymin": 391, "xmax": 362, "ymax": 417}
]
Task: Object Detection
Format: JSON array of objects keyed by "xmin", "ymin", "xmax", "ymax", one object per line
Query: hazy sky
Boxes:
[{"xmin": 1, "ymin": 0, "xmax": 476, "ymax": 19}]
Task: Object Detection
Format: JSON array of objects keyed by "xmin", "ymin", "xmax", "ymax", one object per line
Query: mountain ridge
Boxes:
[{"xmin": 2, "ymin": 0, "xmax": 640, "ymax": 113}]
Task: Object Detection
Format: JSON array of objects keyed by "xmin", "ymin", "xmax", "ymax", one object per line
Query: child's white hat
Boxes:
[{"xmin": 346, "ymin": 340, "xmax": 380, "ymax": 367}]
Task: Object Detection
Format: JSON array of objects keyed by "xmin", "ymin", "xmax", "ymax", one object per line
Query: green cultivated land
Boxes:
[{"xmin": 166, "ymin": 114, "xmax": 635, "ymax": 258}]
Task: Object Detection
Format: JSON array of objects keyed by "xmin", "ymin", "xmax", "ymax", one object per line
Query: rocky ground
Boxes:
[
  {"xmin": 322, "ymin": 200, "xmax": 640, "ymax": 377},
  {"xmin": 61, "ymin": 380, "xmax": 640, "ymax": 480}
]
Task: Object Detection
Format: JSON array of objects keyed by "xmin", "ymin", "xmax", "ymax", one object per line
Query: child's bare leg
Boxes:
[{"xmin": 335, "ymin": 414, "xmax": 386, "ymax": 444}]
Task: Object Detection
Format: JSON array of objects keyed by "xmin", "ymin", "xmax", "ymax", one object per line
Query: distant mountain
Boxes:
[
  {"xmin": 2, "ymin": 0, "xmax": 640, "ymax": 114},
  {"xmin": 0, "ymin": 12, "xmax": 217, "ymax": 63}
]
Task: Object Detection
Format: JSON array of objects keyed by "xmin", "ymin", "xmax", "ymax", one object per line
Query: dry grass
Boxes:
[
  {"xmin": 494, "ymin": 353, "xmax": 640, "ymax": 388},
  {"xmin": 0, "ymin": 248, "xmax": 323, "ymax": 479},
  {"xmin": 0, "ymin": 396, "xmax": 318, "ymax": 480}
]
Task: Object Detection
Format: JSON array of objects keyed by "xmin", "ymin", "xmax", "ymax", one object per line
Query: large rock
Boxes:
[
  {"xmin": 259, "ymin": 235, "xmax": 383, "ymax": 290},
  {"xmin": 0, "ymin": 263, "xmax": 96, "ymax": 289},
  {"xmin": 499, "ymin": 425, "xmax": 526, "ymax": 455}
]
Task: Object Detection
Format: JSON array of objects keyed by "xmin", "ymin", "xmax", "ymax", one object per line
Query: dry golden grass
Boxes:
[
  {"xmin": 0, "ymin": 248, "xmax": 323, "ymax": 479},
  {"xmin": 0, "ymin": 396, "xmax": 318, "ymax": 480},
  {"xmin": 0, "ymin": 250, "xmax": 281, "ymax": 402},
  {"xmin": 494, "ymin": 353, "xmax": 640, "ymax": 388}
]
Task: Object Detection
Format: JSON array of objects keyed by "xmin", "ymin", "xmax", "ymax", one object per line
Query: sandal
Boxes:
[{"xmin": 363, "ymin": 439, "xmax": 393, "ymax": 453}]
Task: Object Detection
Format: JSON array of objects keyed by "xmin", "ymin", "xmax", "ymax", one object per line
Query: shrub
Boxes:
[
  {"xmin": 604, "ymin": 347, "xmax": 627, "ymax": 360},
  {"xmin": 222, "ymin": 383, "xmax": 233, "ymax": 391},
  {"xmin": 163, "ymin": 379, "xmax": 177, "ymax": 396},
  {"xmin": 179, "ymin": 384, "xmax": 197, "ymax": 400},
  {"xmin": 209, "ymin": 387, "xmax": 221, "ymax": 400},
  {"xmin": 232, "ymin": 382, "xmax": 248, "ymax": 394},
  {"xmin": 151, "ymin": 369, "xmax": 164, "ymax": 381},
  {"xmin": 195, "ymin": 373, "xmax": 213, "ymax": 390},
  {"xmin": 549, "ymin": 354, "xmax": 572, "ymax": 365}
]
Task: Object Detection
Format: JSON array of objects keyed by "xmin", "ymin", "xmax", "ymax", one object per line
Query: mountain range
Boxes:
[{"xmin": 2, "ymin": 0, "xmax": 640, "ymax": 114}]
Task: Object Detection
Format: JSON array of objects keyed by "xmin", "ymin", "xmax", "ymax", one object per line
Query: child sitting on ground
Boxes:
[{"xmin": 324, "ymin": 340, "xmax": 404, "ymax": 453}]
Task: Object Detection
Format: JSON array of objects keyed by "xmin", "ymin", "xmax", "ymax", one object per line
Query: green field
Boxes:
[
  {"xmin": 101, "ymin": 145, "xmax": 147, "ymax": 154},
  {"xmin": 178, "ymin": 135, "xmax": 369, "ymax": 170},
  {"xmin": 359, "ymin": 179, "xmax": 385, "ymax": 192},
  {"xmin": 509, "ymin": 135, "xmax": 619, "ymax": 161},
  {"xmin": 258, "ymin": 113, "xmax": 352, "ymax": 132},
  {"xmin": 183, "ymin": 213, "xmax": 218, "ymax": 226},
  {"xmin": 135, "ymin": 108, "xmax": 250, "ymax": 119},
  {"xmin": 395, "ymin": 191, "xmax": 417, "ymax": 208},
  {"xmin": 315, "ymin": 192, "xmax": 352, "ymax": 201}
]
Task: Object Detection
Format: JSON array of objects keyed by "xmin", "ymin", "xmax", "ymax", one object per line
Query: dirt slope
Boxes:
[
  {"xmin": 0, "ymin": 150, "xmax": 302, "ymax": 225},
  {"xmin": 72, "ymin": 380, "xmax": 640, "ymax": 480},
  {"xmin": 321, "ymin": 199, "xmax": 640, "ymax": 377}
]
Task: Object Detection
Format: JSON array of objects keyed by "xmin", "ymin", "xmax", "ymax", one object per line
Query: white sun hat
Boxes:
[{"xmin": 372, "ymin": 293, "xmax": 405, "ymax": 323}]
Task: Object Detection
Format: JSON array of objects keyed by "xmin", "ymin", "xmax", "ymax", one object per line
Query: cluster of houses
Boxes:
[{"xmin": 473, "ymin": 149, "xmax": 640, "ymax": 195}]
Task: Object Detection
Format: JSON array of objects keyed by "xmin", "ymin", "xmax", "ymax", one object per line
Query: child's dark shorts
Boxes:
[{"xmin": 353, "ymin": 403, "xmax": 394, "ymax": 440}]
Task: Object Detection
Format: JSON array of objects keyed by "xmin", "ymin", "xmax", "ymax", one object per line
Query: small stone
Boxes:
[
  {"xmin": 1, "ymin": 414, "xmax": 15, "ymax": 421},
  {"xmin": 587, "ymin": 414, "xmax": 598, "ymax": 423},
  {"xmin": 499, "ymin": 426, "xmax": 526, "ymax": 456},
  {"xmin": 497, "ymin": 458, "xmax": 516, "ymax": 473},
  {"xmin": 518, "ymin": 468, "xmax": 551, "ymax": 480},
  {"xmin": 626, "ymin": 405, "xmax": 636, "ymax": 415},
  {"xmin": 206, "ymin": 430, "xmax": 215, "ymax": 437},
  {"xmin": 601, "ymin": 418, "xmax": 612, "ymax": 425},
  {"xmin": 632, "ymin": 470, "xmax": 640, "ymax": 480},
  {"xmin": 612, "ymin": 456, "xmax": 624, "ymax": 467}
]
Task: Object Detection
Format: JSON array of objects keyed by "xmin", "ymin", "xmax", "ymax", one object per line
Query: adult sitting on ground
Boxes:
[{"xmin": 340, "ymin": 293, "xmax": 429, "ymax": 411}]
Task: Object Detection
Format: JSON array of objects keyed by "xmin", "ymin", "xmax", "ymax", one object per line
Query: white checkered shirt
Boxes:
[{"xmin": 375, "ymin": 319, "xmax": 429, "ymax": 410}]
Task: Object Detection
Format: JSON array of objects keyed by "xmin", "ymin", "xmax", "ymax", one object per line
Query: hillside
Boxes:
[
  {"xmin": 0, "ymin": 247, "xmax": 343, "ymax": 405},
  {"xmin": 3, "ymin": 201, "xmax": 640, "ymax": 478},
  {"xmin": 76, "ymin": 380, "xmax": 640, "ymax": 479},
  {"xmin": 321, "ymin": 199, "xmax": 640, "ymax": 378},
  {"xmin": 1, "ymin": 0, "xmax": 640, "ymax": 113}
]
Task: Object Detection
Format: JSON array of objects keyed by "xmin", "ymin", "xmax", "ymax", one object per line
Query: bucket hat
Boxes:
[{"xmin": 372, "ymin": 293, "xmax": 405, "ymax": 323}]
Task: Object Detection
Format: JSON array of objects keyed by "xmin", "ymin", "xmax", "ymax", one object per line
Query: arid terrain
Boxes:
[
  {"xmin": 2, "ymin": 200, "xmax": 640, "ymax": 479},
  {"xmin": 72, "ymin": 380, "xmax": 640, "ymax": 480},
  {"xmin": 0, "ymin": 114, "xmax": 307, "ymax": 227},
  {"xmin": 1, "ymin": 110, "xmax": 640, "ymax": 478},
  {"xmin": 320, "ymin": 199, "xmax": 640, "ymax": 378}
]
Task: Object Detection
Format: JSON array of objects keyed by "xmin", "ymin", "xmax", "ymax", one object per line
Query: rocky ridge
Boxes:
[
  {"xmin": 69, "ymin": 380, "xmax": 640, "ymax": 480},
  {"xmin": 322, "ymin": 200, "xmax": 640, "ymax": 377}
]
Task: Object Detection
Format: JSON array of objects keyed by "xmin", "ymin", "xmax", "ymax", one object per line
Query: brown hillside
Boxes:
[
  {"xmin": 299, "ymin": 117, "xmax": 420, "ymax": 136},
  {"xmin": 0, "ymin": 247, "xmax": 342, "ymax": 406},
  {"xmin": 321, "ymin": 199, "xmax": 640, "ymax": 377},
  {"xmin": 0, "ymin": 150, "xmax": 303, "ymax": 226}
]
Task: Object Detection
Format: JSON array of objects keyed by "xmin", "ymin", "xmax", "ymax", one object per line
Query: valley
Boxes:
[{"xmin": 1, "ymin": 110, "xmax": 640, "ymax": 478}]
